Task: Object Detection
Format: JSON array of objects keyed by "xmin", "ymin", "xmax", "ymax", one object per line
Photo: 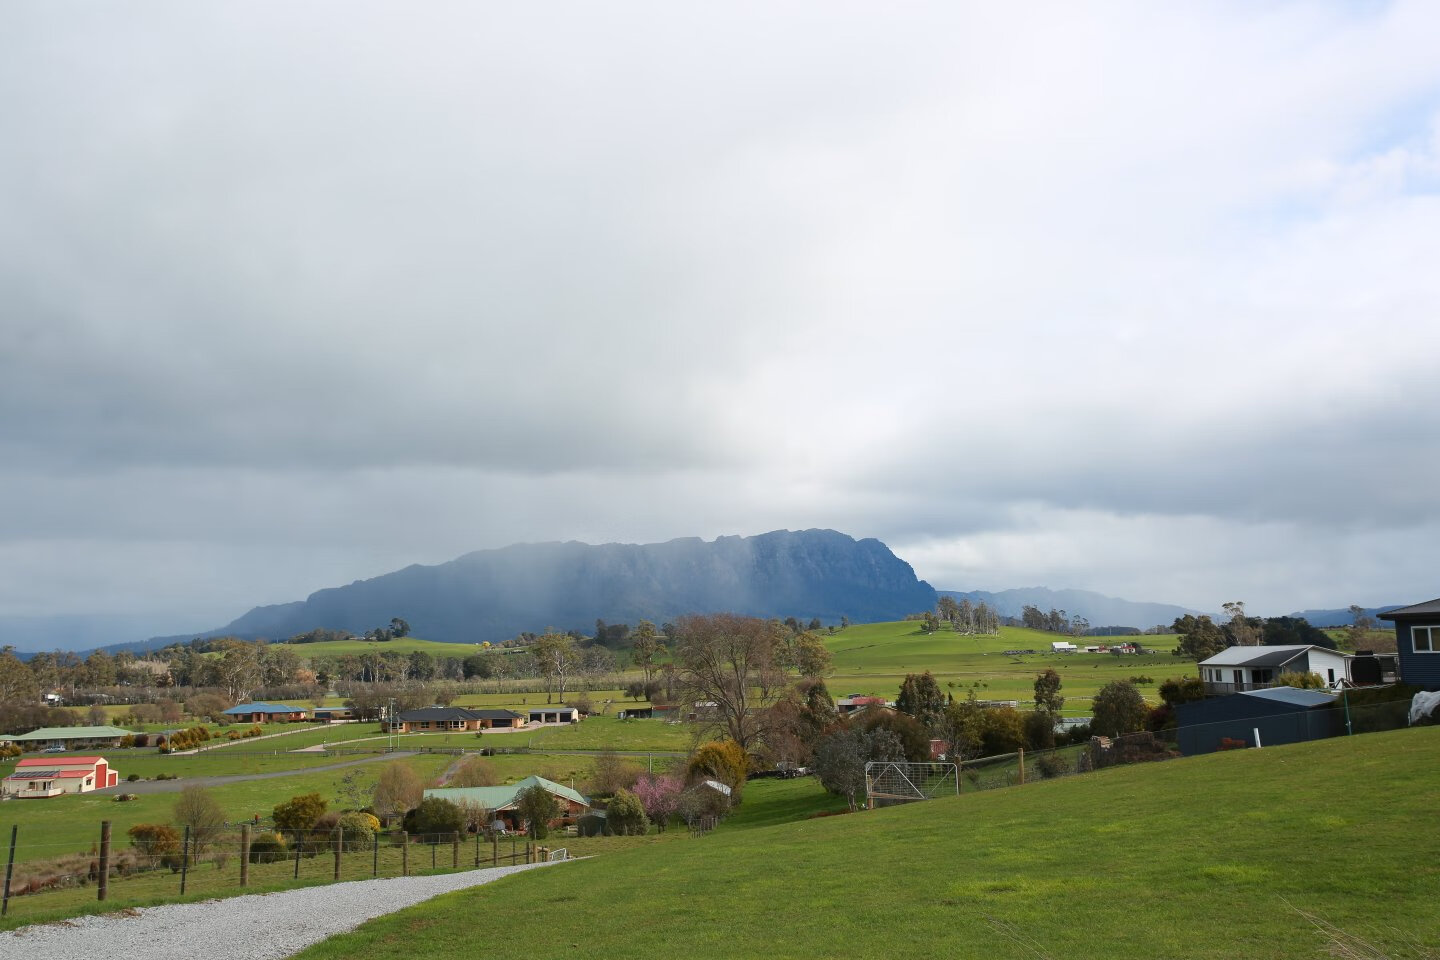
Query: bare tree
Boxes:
[
  {"xmin": 673, "ymin": 614, "xmax": 788, "ymax": 752},
  {"xmin": 373, "ymin": 760, "xmax": 423, "ymax": 824},
  {"xmin": 172, "ymin": 785, "xmax": 225, "ymax": 856}
]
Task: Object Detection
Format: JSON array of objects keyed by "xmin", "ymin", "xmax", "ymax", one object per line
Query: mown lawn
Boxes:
[{"xmin": 293, "ymin": 726, "xmax": 1440, "ymax": 960}]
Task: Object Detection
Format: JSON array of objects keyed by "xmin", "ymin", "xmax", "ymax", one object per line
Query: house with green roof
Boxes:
[
  {"xmin": 2, "ymin": 725, "xmax": 135, "ymax": 751},
  {"xmin": 424, "ymin": 775, "xmax": 591, "ymax": 832}
]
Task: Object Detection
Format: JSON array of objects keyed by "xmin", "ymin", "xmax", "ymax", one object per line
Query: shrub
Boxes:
[
  {"xmin": 979, "ymin": 707, "xmax": 1027, "ymax": 756},
  {"xmin": 606, "ymin": 788, "xmax": 649, "ymax": 836},
  {"xmin": 337, "ymin": 811, "xmax": 380, "ymax": 850},
  {"xmin": 1090, "ymin": 680, "xmax": 1148, "ymax": 737},
  {"xmin": 1035, "ymin": 753, "xmax": 1069, "ymax": 779},
  {"xmin": 403, "ymin": 796, "xmax": 466, "ymax": 840},
  {"xmin": 1274, "ymin": 671, "xmax": 1325, "ymax": 690},
  {"xmin": 632, "ymin": 774, "xmax": 683, "ymax": 831},
  {"xmin": 589, "ymin": 750, "xmax": 642, "ymax": 797},
  {"xmin": 127, "ymin": 823, "xmax": 180, "ymax": 868},
  {"xmin": 133, "ymin": 733, "xmax": 150, "ymax": 748},
  {"xmin": 0, "ymin": 743, "xmax": 21, "ymax": 759},
  {"xmin": 273, "ymin": 793, "xmax": 327, "ymax": 832},
  {"xmin": 249, "ymin": 832, "xmax": 288, "ymax": 863},
  {"xmin": 126, "ymin": 773, "xmax": 140, "ymax": 782},
  {"xmin": 1023, "ymin": 710, "xmax": 1056, "ymax": 751},
  {"xmin": 686, "ymin": 740, "xmax": 749, "ymax": 802},
  {"xmin": 513, "ymin": 785, "xmax": 560, "ymax": 839},
  {"xmin": 119, "ymin": 735, "xmax": 136, "ymax": 749},
  {"xmin": 1065, "ymin": 723, "xmax": 1092, "ymax": 745},
  {"xmin": 1158, "ymin": 677, "xmax": 1205, "ymax": 707}
]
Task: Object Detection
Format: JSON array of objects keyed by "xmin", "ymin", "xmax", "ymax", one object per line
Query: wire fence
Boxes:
[
  {"xmin": 0, "ymin": 822, "xmax": 547, "ymax": 922},
  {"xmin": 952, "ymin": 697, "xmax": 1420, "ymax": 794}
]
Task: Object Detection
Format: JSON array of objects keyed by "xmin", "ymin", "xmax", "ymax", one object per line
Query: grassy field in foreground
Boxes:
[
  {"xmin": 825, "ymin": 621, "xmax": 1184, "ymax": 710},
  {"xmin": 295, "ymin": 726, "xmax": 1440, "ymax": 960}
]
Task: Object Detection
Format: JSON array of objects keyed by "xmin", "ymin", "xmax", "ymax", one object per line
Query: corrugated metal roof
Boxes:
[
  {"xmin": 1378, "ymin": 598, "xmax": 1440, "ymax": 620},
  {"xmin": 1239, "ymin": 687, "xmax": 1336, "ymax": 708},
  {"xmin": 223, "ymin": 702, "xmax": 306, "ymax": 715},
  {"xmin": 424, "ymin": 775, "xmax": 589, "ymax": 810},
  {"xmin": 1199, "ymin": 645, "xmax": 1309, "ymax": 667},
  {"xmin": 8, "ymin": 726, "xmax": 133, "ymax": 741},
  {"xmin": 397, "ymin": 707, "xmax": 523, "ymax": 722}
]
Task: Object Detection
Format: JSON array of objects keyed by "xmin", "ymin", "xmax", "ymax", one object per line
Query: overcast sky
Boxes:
[{"xmin": 3, "ymin": 1, "xmax": 1439, "ymax": 634}]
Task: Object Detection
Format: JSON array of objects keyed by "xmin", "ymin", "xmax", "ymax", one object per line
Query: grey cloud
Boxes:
[{"xmin": 4, "ymin": 3, "xmax": 1440, "ymax": 621}]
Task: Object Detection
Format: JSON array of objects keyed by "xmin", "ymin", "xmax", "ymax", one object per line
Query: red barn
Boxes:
[{"xmin": 2, "ymin": 756, "xmax": 119, "ymax": 799}]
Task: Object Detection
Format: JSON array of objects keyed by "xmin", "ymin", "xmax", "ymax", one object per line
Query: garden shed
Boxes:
[{"xmin": 1175, "ymin": 687, "xmax": 1342, "ymax": 755}]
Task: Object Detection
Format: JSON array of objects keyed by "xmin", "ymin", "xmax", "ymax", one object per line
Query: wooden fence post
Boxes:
[
  {"xmin": 333, "ymin": 825, "xmax": 342, "ymax": 881},
  {"xmin": 401, "ymin": 832, "xmax": 408, "ymax": 876},
  {"xmin": 1017, "ymin": 748, "xmax": 1026, "ymax": 785},
  {"xmin": 1, "ymin": 825, "xmax": 15, "ymax": 916},
  {"xmin": 97, "ymin": 821, "xmax": 111, "ymax": 902},
  {"xmin": 451, "ymin": 832, "xmax": 459, "ymax": 869},
  {"xmin": 239, "ymin": 825, "xmax": 251, "ymax": 887},
  {"xmin": 492, "ymin": 834, "xmax": 498, "ymax": 866},
  {"xmin": 180, "ymin": 825, "xmax": 191, "ymax": 895},
  {"xmin": 293, "ymin": 830, "xmax": 301, "ymax": 879}
]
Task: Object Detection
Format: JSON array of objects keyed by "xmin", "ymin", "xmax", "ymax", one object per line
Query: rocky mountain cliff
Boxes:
[{"xmin": 211, "ymin": 529, "xmax": 937, "ymax": 644}]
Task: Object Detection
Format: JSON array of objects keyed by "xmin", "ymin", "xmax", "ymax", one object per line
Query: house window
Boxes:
[
  {"xmin": 1252, "ymin": 669, "xmax": 1274, "ymax": 684},
  {"xmin": 1413, "ymin": 626, "xmax": 1440, "ymax": 653}
]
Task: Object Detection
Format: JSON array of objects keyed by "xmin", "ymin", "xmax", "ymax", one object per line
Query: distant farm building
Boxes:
[
  {"xmin": 1, "ymin": 756, "xmax": 120, "ymax": 798},
  {"xmin": 310, "ymin": 707, "xmax": 356, "ymax": 723},
  {"xmin": 836, "ymin": 695, "xmax": 889, "ymax": 715},
  {"xmin": 528, "ymin": 706, "xmax": 581, "ymax": 724}
]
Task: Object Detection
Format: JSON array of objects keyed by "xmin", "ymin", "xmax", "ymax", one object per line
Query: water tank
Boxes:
[{"xmin": 1348, "ymin": 654, "xmax": 1383, "ymax": 686}]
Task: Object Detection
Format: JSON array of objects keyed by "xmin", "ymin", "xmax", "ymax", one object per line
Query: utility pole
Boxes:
[{"xmin": 388, "ymin": 697, "xmax": 397, "ymax": 753}]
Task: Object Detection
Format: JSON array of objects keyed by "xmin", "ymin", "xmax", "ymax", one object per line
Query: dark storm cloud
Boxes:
[{"xmin": 3, "ymin": 2, "xmax": 1440, "ymax": 623}]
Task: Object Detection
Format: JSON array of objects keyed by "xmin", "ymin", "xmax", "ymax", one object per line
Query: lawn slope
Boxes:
[{"xmin": 295, "ymin": 726, "xmax": 1440, "ymax": 960}]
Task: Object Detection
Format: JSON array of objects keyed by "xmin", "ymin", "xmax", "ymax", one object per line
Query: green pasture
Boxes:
[
  {"xmin": 0, "ymin": 749, "xmax": 358, "ymax": 784},
  {"xmin": 450, "ymin": 689, "xmax": 644, "ymax": 709},
  {"xmin": 258, "ymin": 636, "xmax": 486, "ymax": 658},
  {"xmin": 519, "ymin": 717, "xmax": 692, "ymax": 752},
  {"xmin": 296, "ymin": 725, "xmax": 1440, "ymax": 960},
  {"xmin": 825, "ymin": 621, "xmax": 1184, "ymax": 710}
]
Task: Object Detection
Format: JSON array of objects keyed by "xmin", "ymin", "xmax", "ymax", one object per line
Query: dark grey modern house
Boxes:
[{"xmin": 1378, "ymin": 599, "xmax": 1440, "ymax": 691}]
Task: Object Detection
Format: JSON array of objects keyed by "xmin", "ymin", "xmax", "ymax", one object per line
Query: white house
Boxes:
[
  {"xmin": 1051, "ymin": 641, "xmax": 1077, "ymax": 653},
  {"xmin": 1198, "ymin": 645, "xmax": 1350, "ymax": 695}
]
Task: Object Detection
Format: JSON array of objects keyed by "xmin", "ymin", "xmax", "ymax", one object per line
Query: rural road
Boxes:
[
  {"xmin": 94, "ymin": 752, "xmax": 418, "ymax": 795},
  {"xmin": 0, "ymin": 861, "xmax": 554, "ymax": 960}
]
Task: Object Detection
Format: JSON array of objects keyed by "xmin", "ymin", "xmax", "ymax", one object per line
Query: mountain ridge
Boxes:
[{"xmin": 195, "ymin": 528, "xmax": 938, "ymax": 645}]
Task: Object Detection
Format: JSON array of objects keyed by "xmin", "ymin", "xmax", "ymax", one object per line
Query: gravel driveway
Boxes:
[{"xmin": 0, "ymin": 861, "xmax": 552, "ymax": 960}]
